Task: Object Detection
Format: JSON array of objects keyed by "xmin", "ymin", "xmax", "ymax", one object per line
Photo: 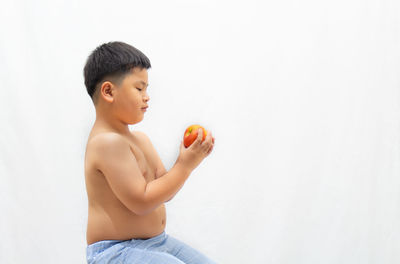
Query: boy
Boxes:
[{"xmin": 83, "ymin": 41, "xmax": 217, "ymax": 264}]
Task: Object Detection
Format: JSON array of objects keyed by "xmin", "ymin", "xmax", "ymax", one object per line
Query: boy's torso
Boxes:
[{"xmin": 84, "ymin": 128, "xmax": 166, "ymax": 245}]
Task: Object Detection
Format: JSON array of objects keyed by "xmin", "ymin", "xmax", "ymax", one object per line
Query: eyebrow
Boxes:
[{"xmin": 136, "ymin": 81, "xmax": 149, "ymax": 87}]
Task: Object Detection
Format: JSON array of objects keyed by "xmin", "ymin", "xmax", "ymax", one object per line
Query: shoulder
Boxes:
[
  {"xmin": 88, "ymin": 132, "xmax": 130, "ymax": 154},
  {"xmin": 131, "ymin": 130, "xmax": 149, "ymax": 140},
  {"xmin": 85, "ymin": 132, "xmax": 133, "ymax": 174},
  {"xmin": 131, "ymin": 130, "xmax": 152, "ymax": 146}
]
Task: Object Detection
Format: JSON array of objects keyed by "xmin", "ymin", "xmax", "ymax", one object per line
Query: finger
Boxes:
[
  {"xmin": 193, "ymin": 128, "xmax": 203, "ymax": 146},
  {"xmin": 207, "ymin": 131, "xmax": 212, "ymax": 140},
  {"xmin": 207, "ymin": 144, "xmax": 214, "ymax": 154},
  {"xmin": 204, "ymin": 139, "xmax": 214, "ymax": 152},
  {"xmin": 205, "ymin": 131, "xmax": 212, "ymax": 144},
  {"xmin": 197, "ymin": 128, "xmax": 203, "ymax": 139}
]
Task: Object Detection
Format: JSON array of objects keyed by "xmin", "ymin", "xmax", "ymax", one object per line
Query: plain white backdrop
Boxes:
[{"xmin": 1, "ymin": 0, "xmax": 399, "ymax": 263}]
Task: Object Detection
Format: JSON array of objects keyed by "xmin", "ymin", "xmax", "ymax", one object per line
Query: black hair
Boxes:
[{"xmin": 83, "ymin": 41, "xmax": 151, "ymax": 105}]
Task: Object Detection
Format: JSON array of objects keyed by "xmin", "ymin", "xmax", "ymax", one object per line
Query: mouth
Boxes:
[{"xmin": 141, "ymin": 107, "xmax": 148, "ymax": 111}]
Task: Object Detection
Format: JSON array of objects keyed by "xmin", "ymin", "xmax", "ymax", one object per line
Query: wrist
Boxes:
[{"xmin": 174, "ymin": 160, "xmax": 193, "ymax": 176}]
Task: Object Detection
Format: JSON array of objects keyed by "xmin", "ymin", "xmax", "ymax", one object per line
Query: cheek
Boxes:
[{"xmin": 128, "ymin": 95, "xmax": 143, "ymax": 110}]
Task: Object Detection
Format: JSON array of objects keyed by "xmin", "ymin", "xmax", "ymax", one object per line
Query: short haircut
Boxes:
[{"xmin": 83, "ymin": 41, "xmax": 151, "ymax": 105}]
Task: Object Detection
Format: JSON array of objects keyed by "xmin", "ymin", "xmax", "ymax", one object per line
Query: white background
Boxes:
[{"xmin": 1, "ymin": 0, "xmax": 399, "ymax": 263}]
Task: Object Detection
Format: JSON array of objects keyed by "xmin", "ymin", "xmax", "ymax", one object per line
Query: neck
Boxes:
[{"xmin": 94, "ymin": 107, "xmax": 132, "ymax": 136}]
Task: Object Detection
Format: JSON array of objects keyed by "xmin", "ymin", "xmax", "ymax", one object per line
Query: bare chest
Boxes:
[
  {"xmin": 127, "ymin": 141, "xmax": 156, "ymax": 182},
  {"xmin": 85, "ymin": 130, "xmax": 157, "ymax": 183}
]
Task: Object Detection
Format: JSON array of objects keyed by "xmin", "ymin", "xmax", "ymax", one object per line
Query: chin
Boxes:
[{"xmin": 128, "ymin": 117, "xmax": 143, "ymax": 125}]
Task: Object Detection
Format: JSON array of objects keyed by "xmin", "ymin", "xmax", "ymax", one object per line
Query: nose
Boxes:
[{"xmin": 143, "ymin": 92, "xmax": 150, "ymax": 102}]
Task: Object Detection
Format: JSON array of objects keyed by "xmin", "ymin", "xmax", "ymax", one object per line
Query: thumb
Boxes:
[
  {"xmin": 192, "ymin": 128, "xmax": 202, "ymax": 146},
  {"xmin": 197, "ymin": 128, "xmax": 203, "ymax": 141},
  {"xmin": 180, "ymin": 140, "xmax": 185, "ymax": 150}
]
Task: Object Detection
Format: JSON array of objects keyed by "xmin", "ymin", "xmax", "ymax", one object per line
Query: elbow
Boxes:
[
  {"xmin": 135, "ymin": 202, "xmax": 158, "ymax": 216},
  {"xmin": 125, "ymin": 203, "xmax": 145, "ymax": 216},
  {"xmin": 137, "ymin": 207, "xmax": 153, "ymax": 216},
  {"xmin": 132, "ymin": 182, "xmax": 168, "ymax": 215},
  {"xmin": 131, "ymin": 195, "xmax": 155, "ymax": 216},
  {"xmin": 133, "ymin": 198, "xmax": 167, "ymax": 216},
  {"xmin": 128, "ymin": 203, "xmax": 150, "ymax": 216},
  {"xmin": 130, "ymin": 183, "xmax": 154, "ymax": 215},
  {"xmin": 124, "ymin": 194, "xmax": 149, "ymax": 216}
]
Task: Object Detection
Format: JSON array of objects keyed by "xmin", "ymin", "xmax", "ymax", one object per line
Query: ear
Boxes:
[{"xmin": 100, "ymin": 81, "xmax": 115, "ymax": 103}]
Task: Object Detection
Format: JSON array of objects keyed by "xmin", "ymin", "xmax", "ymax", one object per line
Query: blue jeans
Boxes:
[{"xmin": 86, "ymin": 231, "xmax": 218, "ymax": 264}]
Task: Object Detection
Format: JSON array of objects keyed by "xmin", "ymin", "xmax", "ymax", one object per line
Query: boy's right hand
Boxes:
[{"xmin": 177, "ymin": 128, "xmax": 215, "ymax": 172}]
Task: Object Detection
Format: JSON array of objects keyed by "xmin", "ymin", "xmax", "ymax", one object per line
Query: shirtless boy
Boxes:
[{"xmin": 83, "ymin": 41, "xmax": 217, "ymax": 263}]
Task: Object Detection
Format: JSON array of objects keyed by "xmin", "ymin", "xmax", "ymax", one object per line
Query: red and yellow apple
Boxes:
[{"xmin": 183, "ymin": 124, "xmax": 208, "ymax": 148}]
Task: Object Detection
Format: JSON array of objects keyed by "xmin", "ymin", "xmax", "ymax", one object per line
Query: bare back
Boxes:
[{"xmin": 84, "ymin": 129, "xmax": 166, "ymax": 245}]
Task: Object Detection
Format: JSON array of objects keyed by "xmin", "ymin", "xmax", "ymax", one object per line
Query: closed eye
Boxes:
[{"xmin": 136, "ymin": 88, "xmax": 142, "ymax": 91}]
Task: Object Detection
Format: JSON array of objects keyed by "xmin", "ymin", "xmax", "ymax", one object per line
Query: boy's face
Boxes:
[{"xmin": 111, "ymin": 67, "xmax": 149, "ymax": 125}]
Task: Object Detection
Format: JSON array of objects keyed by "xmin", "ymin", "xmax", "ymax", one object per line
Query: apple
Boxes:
[{"xmin": 183, "ymin": 124, "xmax": 208, "ymax": 148}]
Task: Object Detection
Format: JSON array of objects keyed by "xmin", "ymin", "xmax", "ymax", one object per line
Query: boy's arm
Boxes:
[
  {"xmin": 143, "ymin": 161, "xmax": 191, "ymax": 210},
  {"xmin": 92, "ymin": 133, "xmax": 191, "ymax": 215}
]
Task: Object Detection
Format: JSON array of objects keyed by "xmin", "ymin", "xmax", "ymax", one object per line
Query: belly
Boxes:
[{"xmin": 87, "ymin": 203, "xmax": 167, "ymax": 245}]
